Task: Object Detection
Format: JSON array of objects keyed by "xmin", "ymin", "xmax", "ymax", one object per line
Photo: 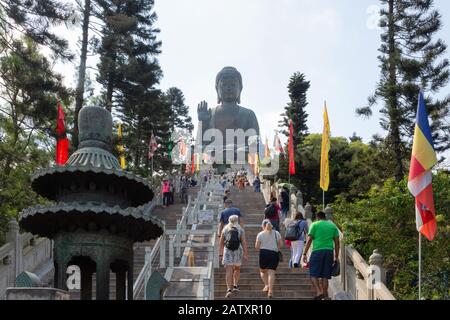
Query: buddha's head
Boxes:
[{"xmin": 216, "ymin": 67, "xmax": 243, "ymax": 104}]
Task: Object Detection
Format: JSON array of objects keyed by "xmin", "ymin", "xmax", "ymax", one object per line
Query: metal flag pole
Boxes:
[
  {"xmin": 419, "ymin": 232, "xmax": 422, "ymax": 300},
  {"xmin": 151, "ymin": 157, "xmax": 154, "ymax": 183},
  {"xmin": 323, "ymin": 190, "xmax": 325, "ymax": 211}
]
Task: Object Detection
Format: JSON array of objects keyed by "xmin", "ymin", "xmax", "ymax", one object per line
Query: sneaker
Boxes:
[
  {"xmin": 233, "ymin": 285, "xmax": 240, "ymax": 292},
  {"xmin": 225, "ymin": 289, "xmax": 233, "ymax": 298}
]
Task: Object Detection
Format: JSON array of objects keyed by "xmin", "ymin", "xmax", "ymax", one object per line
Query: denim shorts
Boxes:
[{"xmin": 309, "ymin": 250, "xmax": 334, "ymax": 279}]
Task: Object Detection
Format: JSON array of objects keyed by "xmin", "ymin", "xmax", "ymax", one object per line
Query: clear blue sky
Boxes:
[{"xmin": 153, "ymin": 0, "xmax": 450, "ymax": 148}]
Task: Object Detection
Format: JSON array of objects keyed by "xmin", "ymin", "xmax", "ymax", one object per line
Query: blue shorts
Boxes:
[{"xmin": 309, "ymin": 250, "xmax": 334, "ymax": 279}]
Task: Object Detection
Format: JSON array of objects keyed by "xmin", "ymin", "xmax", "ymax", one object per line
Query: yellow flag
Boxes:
[
  {"xmin": 254, "ymin": 153, "xmax": 260, "ymax": 175},
  {"xmin": 264, "ymin": 137, "xmax": 271, "ymax": 159},
  {"xmin": 320, "ymin": 103, "xmax": 330, "ymax": 191},
  {"xmin": 117, "ymin": 123, "xmax": 126, "ymax": 169}
]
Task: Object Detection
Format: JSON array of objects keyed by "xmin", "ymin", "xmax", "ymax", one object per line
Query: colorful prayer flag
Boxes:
[{"xmin": 408, "ymin": 91, "xmax": 438, "ymax": 241}]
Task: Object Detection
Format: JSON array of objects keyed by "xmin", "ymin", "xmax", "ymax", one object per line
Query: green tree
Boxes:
[
  {"xmin": 165, "ymin": 87, "xmax": 194, "ymax": 134},
  {"xmin": 357, "ymin": 0, "xmax": 450, "ymax": 181},
  {"xmin": 277, "ymin": 134, "xmax": 388, "ymax": 204},
  {"xmin": 0, "ymin": 0, "xmax": 73, "ymax": 59},
  {"xmin": 0, "ymin": 37, "xmax": 70, "ymax": 244},
  {"xmin": 279, "ymin": 72, "xmax": 310, "ymax": 146},
  {"xmin": 333, "ymin": 173, "xmax": 450, "ymax": 300}
]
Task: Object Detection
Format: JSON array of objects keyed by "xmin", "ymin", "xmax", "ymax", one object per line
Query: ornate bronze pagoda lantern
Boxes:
[{"xmin": 19, "ymin": 106, "xmax": 163, "ymax": 300}]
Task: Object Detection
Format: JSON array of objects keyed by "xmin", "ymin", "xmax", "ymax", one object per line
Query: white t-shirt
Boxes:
[{"xmin": 256, "ymin": 230, "xmax": 281, "ymax": 252}]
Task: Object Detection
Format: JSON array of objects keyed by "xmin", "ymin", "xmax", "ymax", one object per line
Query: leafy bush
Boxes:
[{"xmin": 333, "ymin": 172, "xmax": 450, "ymax": 300}]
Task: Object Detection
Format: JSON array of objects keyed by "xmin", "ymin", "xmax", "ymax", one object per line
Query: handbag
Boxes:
[
  {"xmin": 273, "ymin": 231, "xmax": 283, "ymax": 262},
  {"xmin": 331, "ymin": 260, "xmax": 340, "ymax": 277}
]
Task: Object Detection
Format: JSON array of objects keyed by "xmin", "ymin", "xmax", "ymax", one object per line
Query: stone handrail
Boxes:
[
  {"xmin": 0, "ymin": 220, "xmax": 53, "ymax": 299},
  {"xmin": 133, "ymin": 234, "xmax": 164, "ymax": 300}
]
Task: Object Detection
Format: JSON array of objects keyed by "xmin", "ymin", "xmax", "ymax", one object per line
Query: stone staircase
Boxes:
[{"xmin": 214, "ymin": 187, "xmax": 315, "ymax": 300}]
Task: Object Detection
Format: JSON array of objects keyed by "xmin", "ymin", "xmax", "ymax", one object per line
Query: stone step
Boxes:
[
  {"xmin": 215, "ymin": 284, "xmax": 313, "ymax": 291},
  {"xmin": 215, "ymin": 277, "xmax": 311, "ymax": 289},
  {"xmin": 214, "ymin": 290, "xmax": 315, "ymax": 299}
]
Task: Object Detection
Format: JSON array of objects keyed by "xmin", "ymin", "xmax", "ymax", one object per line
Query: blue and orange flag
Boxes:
[{"xmin": 408, "ymin": 91, "xmax": 438, "ymax": 241}]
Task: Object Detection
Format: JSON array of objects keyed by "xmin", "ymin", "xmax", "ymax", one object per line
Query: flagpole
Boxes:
[
  {"xmin": 323, "ymin": 190, "xmax": 325, "ymax": 211},
  {"xmin": 151, "ymin": 157, "xmax": 154, "ymax": 183},
  {"xmin": 419, "ymin": 232, "xmax": 422, "ymax": 300}
]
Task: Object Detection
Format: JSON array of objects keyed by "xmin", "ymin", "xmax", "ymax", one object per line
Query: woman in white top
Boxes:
[
  {"xmin": 255, "ymin": 219, "xmax": 282, "ymax": 298},
  {"xmin": 219, "ymin": 215, "xmax": 248, "ymax": 298}
]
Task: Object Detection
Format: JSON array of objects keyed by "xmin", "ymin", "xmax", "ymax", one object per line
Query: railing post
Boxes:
[
  {"xmin": 368, "ymin": 249, "xmax": 386, "ymax": 300},
  {"xmin": 160, "ymin": 235, "xmax": 166, "ymax": 268},
  {"xmin": 305, "ymin": 203, "xmax": 313, "ymax": 220},
  {"xmin": 182, "ymin": 212, "xmax": 187, "ymax": 242},
  {"xmin": 202, "ymin": 277, "xmax": 210, "ymax": 300},
  {"xmin": 6, "ymin": 220, "xmax": 22, "ymax": 280},
  {"xmin": 324, "ymin": 205, "xmax": 334, "ymax": 221},
  {"xmin": 176, "ymin": 220, "xmax": 181, "ymax": 258},
  {"xmin": 169, "ymin": 235, "xmax": 174, "ymax": 268},
  {"xmin": 340, "ymin": 234, "xmax": 346, "ymax": 291},
  {"xmin": 144, "ymin": 246, "xmax": 152, "ymax": 295}
]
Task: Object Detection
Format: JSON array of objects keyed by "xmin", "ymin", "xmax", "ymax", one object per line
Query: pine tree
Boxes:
[
  {"xmin": 279, "ymin": 72, "xmax": 310, "ymax": 147},
  {"xmin": 278, "ymin": 72, "xmax": 310, "ymax": 186},
  {"xmin": 165, "ymin": 87, "xmax": 194, "ymax": 134},
  {"xmin": 357, "ymin": 0, "xmax": 450, "ymax": 181},
  {"xmin": 0, "ymin": 36, "xmax": 70, "ymax": 244},
  {"xmin": 0, "ymin": 0, "xmax": 73, "ymax": 59},
  {"xmin": 95, "ymin": 0, "xmax": 165, "ymax": 174}
]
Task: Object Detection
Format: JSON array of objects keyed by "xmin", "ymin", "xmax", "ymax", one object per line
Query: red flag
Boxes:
[
  {"xmin": 288, "ymin": 120, "xmax": 295, "ymax": 175},
  {"xmin": 56, "ymin": 102, "xmax": 69, "ymax": 165},
  {"xmin": 191, "ymin": 153, "xmax": 195, "ymax": 175}
]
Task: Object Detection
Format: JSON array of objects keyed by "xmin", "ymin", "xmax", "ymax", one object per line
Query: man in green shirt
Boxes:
[{"xmin": 303, "ymin": 211, "xmax": 340, "ymax": 300}]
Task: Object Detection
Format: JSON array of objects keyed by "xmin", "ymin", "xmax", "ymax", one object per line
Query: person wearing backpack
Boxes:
[
  {"xmin": 217, "ymin": 199, "xmax": 244, "ymax": 237},
  {"xmin": 285, "ymin": 212, "xmax": 309, "ymax": 268},
  {"xmin": 264, "ymin": 197, "xmax": 280, "ymax": 232},
  {"xmin": 219, "ymin": 215, "xmax": 248, "ymax": 298},
  {"xmin": 255, "ymin": 219, "xmax": 282, "ymax": 298}
]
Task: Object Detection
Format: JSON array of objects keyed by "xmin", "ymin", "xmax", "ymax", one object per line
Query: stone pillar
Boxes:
[
  {"xmin": 127, "ymin": 261, "xmax": 134, "ymax": 300},
  {"xmin": 80, "ymin": 266, "xmax": 93, "ymax": 300},
  {"xmin": 305, "ymin": 203, "xmax": 313, "ymax": 220},
  {"xmin": 369, "ymin": 249, "xmax": 386, "ymax": 284},
  {"xmin": 96, "ymin": 260, "xmax": 110, "ymax": 300},
  {"xmin": 54, "ymin": 260, "xmax": 69, "ymax": 291},
  {"xmin": 116, "ymin": 270, "xmax": 126, "ymax": 300},
  {"xmin": 6, "ymin": 220, "xmax": 22, "ymax": 280},
  {"xmin": 324, "ymin": 205, "xmax": 334, "ymax": 221},
  {"xmin": 290, "ymin": 193, "xmax": 297, "ymax": 219}
]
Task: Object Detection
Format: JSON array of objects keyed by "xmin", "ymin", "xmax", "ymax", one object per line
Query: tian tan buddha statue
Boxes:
[{"xmin": 197, "ymin": 67, "xmax": 260, "ymax": 165}]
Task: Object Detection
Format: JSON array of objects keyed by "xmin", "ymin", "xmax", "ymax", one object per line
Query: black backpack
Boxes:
[
  {"xmin": 224, "ymin": 227, "xmax": 240, "ymax": 251},
  {"xmin": 285, "ymin": 221, "xmax": 301, "ymax": 241},
  {"xmin": 264, "ymin": 204, "xmax": 277, "ymax": 219}
]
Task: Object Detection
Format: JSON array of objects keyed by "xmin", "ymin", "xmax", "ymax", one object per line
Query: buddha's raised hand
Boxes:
[{"xmin": 197, "ymin": 101, "xmax": 210, "ymax": 121}]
